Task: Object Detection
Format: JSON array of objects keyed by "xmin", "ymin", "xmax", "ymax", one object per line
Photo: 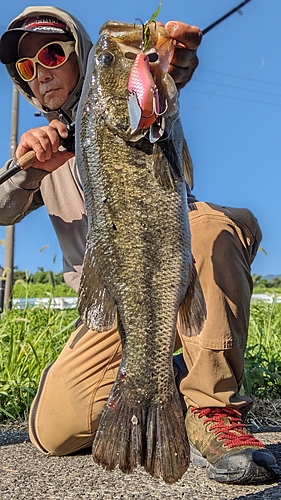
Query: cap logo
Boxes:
[{"xmin": 22, "ymin": 16, "xmax": 67, "ymax": 33}]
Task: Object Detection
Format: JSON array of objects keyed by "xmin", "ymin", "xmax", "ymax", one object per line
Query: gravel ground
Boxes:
[{"xmin": 1, "ymin": 424, "xmax": 281, "ymax": 500}]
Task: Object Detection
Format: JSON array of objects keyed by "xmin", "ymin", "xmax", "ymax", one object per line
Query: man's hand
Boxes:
[
  {"xmin": 15, "ymin": 119, "xmax": 75, "ymax": 172},
  {"xmin": 165, "ymin": 21, "xmax": 202, "ymax": 90}
]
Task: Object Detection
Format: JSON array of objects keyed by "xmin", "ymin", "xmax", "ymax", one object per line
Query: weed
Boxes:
[{"xmin": 0, "ymin": 306, "xmax": 77, "ymax": 421}]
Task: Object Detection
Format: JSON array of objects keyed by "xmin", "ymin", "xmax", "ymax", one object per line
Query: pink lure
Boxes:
[{"xmin": 128, "ymin": 53, "xmax": 160, "ymax": 130}]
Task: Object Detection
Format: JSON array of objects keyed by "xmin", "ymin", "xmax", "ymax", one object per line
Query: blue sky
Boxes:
[{"xmin": 0, "ymin": 0, "xmax": 280, "ymax": 278}]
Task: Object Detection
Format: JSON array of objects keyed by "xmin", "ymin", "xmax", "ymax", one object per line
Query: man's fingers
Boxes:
[
  {"xmin": 165, "ymin": 21, "xmax": 202, "ymax": 50},
  {"xmin": 16, "ymin": 126, "xmax": 62, "ymax": 162},
  {"xmin": 49, "ymin": 119, "xmax": 69, "ymax": 139}
]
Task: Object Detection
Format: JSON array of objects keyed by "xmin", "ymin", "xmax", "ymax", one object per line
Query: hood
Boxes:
[{"xmin": 2, "ymin": 6, "xmax": 93, "ymax": 124}]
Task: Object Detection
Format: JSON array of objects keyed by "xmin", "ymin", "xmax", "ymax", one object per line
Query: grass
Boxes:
[
  {"xmin": 13, "ymin": 282, "xmax": 78, "ymax": 298},
  {"xmin": 243, "ymin": 301, "xmax": 281, "ymax": 399},
  {"xmin": 0, "ymin": 289, "xmax": 281, "ymax": 422},
  {"xmin": 0, "ymin": 306, "xmax": 77, "ymax": 421}
]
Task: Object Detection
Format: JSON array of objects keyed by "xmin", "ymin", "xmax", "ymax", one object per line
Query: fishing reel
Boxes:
[{"xmin": 60, "ymin": 122, "xmax": 76, "ymax": 153}]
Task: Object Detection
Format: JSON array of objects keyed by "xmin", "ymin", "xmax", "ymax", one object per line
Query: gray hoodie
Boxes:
[{"xmin": 0, "ymin": 6, "xmax": 93, "ymax": 292}]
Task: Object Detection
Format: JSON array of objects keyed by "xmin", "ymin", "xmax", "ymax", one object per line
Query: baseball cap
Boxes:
[{"xmin": 0, "ymin": 16, "xmax": 71, "ymax": 64}]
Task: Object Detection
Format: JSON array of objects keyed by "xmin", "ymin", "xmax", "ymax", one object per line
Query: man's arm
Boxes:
[
  {"xmin": 0, "ymin": 160, "xmax": 46, "ymax": 225},
  {"xmin": 0, "ymin": 120, "xmax": 74, "ymax": 225}
]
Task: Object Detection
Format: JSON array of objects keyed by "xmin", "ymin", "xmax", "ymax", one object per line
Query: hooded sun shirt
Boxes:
[
  {"xmin": 0, "ymin": 6, "xmax": 93, "ymax": 292},
  {"xmin": 3, "ymin": 6, "xmax": 92, "ymax": 124}
]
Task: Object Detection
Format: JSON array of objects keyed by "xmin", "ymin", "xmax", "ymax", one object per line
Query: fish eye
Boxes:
[
  {"xmin": 148, "ymin": 53, "xmax": 158, "ymax": 63},
  {"xmin": 98, "ymin": 52, "xmax": 115, "ymax": 66}
]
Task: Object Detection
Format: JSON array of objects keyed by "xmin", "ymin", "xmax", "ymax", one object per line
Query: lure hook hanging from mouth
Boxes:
[{"xmin": 133, "ymin": 18, "xmax": 157, "ymax": 52}]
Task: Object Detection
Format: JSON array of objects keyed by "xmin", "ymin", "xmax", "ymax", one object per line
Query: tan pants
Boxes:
[{"xmin": 29, "ymin": 202, "xmax": 262, "ymax": 455}]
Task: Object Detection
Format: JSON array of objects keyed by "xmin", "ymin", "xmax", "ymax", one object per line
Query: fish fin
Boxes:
[
  {"xmin": 177, "ymin": 261, "xmax": 206, "ymax": 337},
  {"xmin": 78, "ymin": 244, "xmax": 116, "ymax": 331},
  {"xmin": 152, "ymin": 139, "xmax": 181, "ymax": 191},
  {"xmin": 182, "ymin": 138, "xmax": 194, "ymax": 190},
  {"xmin": 149, "ymin": 116, "xmax": 165, "ymax": 143},
  {"xmin": 144, "ymin": 388, "xmax": 190, "ymax": 483},
  {"xmin": 92, "ymin": 380, "xmax": 189, "ymax": 484}
]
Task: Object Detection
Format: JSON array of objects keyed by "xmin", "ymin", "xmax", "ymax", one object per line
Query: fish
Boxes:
[{"xmin": 75, "ymin": 20, "xmax": 206, "ymax": 484}]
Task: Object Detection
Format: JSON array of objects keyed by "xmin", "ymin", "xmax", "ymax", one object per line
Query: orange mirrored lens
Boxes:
[
  {"xmin": 17, "ymin": 59, "xmax": 35, "ymax": 80},
  {"xmin": 16, "ymin": 42, "xmax": 68, "ymax": 81}
]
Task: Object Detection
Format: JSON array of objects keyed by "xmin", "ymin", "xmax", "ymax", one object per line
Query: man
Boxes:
[{"xmin": 0, "ymin": 6, "xmax": 279, "ymax": 485}]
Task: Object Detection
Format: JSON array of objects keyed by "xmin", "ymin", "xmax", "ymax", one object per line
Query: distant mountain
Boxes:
[{"xmin": 264, "ymin": 274, "xmax": 281, "ymax": 280}]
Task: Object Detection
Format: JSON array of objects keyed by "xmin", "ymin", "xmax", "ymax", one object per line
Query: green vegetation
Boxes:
[
  {"xmin": 0, "ymin": 306, "xmax": 77, "ymax": 421},
  {"xmin": 13, "ymin": 282, "xmax": 77, "ymax": 298},
  {"xmin": 0, "ymin": 271, "xmax": 280, "ymax": 422},
  {"xmin": 243, "ymin": 301, "xmax": 281, "ymax": 399},
  {"xmin": 252, "ymin": 274, "xmax": 281, "ymax": 294},
  {"xmin": 12, "ymin": 268, "xmax": 78, "ymax": 298}
]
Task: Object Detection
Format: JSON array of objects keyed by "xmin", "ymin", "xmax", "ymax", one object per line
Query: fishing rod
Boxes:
[
  {"xmin": 0, "ymin": 1, "xmax": 252, "ymax": 186},
  {"xmin": 0, "ymin": 122, "xmax": 75, "ymax": 186},
  {"xmin": 202, "ymin": 0, "xmax": 251, "ymax": 35}
]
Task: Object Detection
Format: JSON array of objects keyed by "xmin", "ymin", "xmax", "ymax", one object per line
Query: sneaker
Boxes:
[{"xmin": 186, "ymin": 406, "xmax": 280, "ymax": 484}]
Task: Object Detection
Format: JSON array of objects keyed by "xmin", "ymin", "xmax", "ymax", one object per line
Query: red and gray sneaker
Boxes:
[{"xmin": 186, "ymin": 406, "xmax": 280, "ymax": 484}]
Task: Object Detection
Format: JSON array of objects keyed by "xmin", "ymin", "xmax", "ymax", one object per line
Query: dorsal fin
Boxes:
[{"xmin": 152, "ymin": 137, "xmax": 182, "ymax": 191}]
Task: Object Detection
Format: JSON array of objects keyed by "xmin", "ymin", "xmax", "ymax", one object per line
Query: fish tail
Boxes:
[
  {"xmin": 145, "ymin": 388, "xmax": 189, "ymax": 484},
  {"xmin": 93, "ymin": 382, "xmax": 145, "ymax": 472},
  {"xmin": 92, "ymin": 381, "xmax": 189, "ymax": 483}
]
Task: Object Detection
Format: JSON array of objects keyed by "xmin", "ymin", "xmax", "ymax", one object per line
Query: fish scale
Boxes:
[{"xmin": 76, "ymin": 20, "xmax": 206, "ymax": 484}]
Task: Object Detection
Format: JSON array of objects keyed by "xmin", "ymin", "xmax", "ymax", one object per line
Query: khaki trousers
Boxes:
[{"xmin": 29, "ymin": 202, "xmax": 262, "ymax": 455}]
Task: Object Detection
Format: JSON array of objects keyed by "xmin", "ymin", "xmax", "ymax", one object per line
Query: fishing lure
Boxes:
[
  {"xmin": 127, "ymin": 52, "xmax": 161, "ymax": 132},
  {"xmin": 127, "ymin": 1, "xmax": 166, "ymax": 140}
]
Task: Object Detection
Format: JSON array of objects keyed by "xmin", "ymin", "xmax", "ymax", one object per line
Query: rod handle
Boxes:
[{"xmin": 17, "ymin": 150, "xmax": 37, "ymax": 170}]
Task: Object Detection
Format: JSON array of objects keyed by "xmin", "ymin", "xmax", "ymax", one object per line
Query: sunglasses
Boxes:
[{"xmin": 16, "ymin": 40, "xmax": 75, "ymax": 82}]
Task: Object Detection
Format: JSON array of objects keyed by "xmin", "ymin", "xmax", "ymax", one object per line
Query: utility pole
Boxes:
[{"xmin": 3, "ymin": 85, "xmax": 19, "ymax": 310}]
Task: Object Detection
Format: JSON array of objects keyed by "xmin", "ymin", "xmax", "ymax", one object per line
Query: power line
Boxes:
[
  {"xmin": 199, "ymin": 68, "xmax": 281, "ymax": 88},
  {"xmin": 193, "ymin": 78, "xmax": 281, "ymax": 99},
  {"xmin": 186, "ymin": 87, "xmax": 281, "ymax": 108}
]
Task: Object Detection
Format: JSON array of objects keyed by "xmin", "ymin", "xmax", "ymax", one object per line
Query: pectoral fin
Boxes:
[
  {"xmin": 152, "ymin": 137, "xmax": 182, "ymax": 191},
  {"xmin": 177, "ymin": 261, "xmax": 206, "ymax": 337},
  {"xmin": 78, "ymin": 243, "xmax": 116, "ymax": 331}
]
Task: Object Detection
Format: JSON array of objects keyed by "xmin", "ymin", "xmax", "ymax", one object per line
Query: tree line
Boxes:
[
  {"xmin": 13, "ymin": 267, "xmax": 64, "ymax": 287},
  {"xmin": 6, "ymin": 268, "xmax": 281, "ymax": 291},
  {"xmin": 252, "ymin": 274, "xmax": 281, "ymax": 291}
]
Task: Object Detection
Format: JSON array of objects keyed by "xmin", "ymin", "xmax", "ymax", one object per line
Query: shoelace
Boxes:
[{"xmin": 191, "ymin": 407, "xmax": 264, "ymax": 450}]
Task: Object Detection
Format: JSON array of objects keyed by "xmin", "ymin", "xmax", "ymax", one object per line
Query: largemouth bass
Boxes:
[{"xmin": 76, "ymin": 20, "xmax": 206, "ymax": 484}]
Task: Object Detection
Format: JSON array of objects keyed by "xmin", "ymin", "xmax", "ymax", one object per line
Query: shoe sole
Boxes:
[{"xmin": 190, "ymin": 444, "xmax": 280, "ymax": 485}]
